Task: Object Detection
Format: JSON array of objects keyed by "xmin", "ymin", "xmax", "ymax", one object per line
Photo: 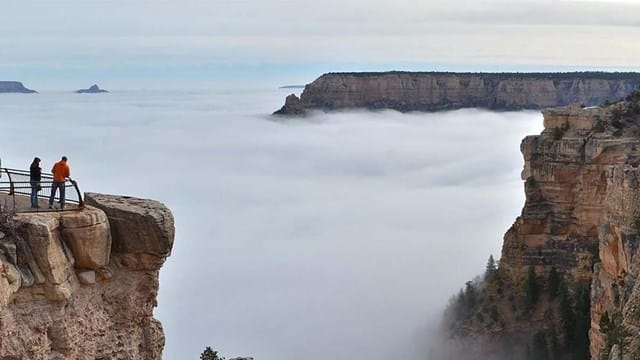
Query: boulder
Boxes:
[
  {"xmin": 59, "ymin": 209, "xmax": 111, "ymax": 269},
  {"xmin": 84, "ymin": 193, "xmax": 174, "ymax": 269},
  {"xmin": 76, "ymin": 270, "xmax": 96, "ymax": 285}
]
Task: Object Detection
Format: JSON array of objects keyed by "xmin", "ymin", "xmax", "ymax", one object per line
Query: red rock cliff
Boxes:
[
  {"xmin": 0, "ymin": 193, "xmax": 174, "ymax": 360},
  {"xmin": 442, "ymin": 91, "xmax": 640, "ymax": 360}
]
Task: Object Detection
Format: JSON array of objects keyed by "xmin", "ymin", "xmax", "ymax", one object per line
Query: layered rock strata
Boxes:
[
  {"xmin": 443, "ymin": 91, "xmax": 640, "ymax": 359},
  {"xmin": 0, "ymin": 193, "xmax": 174, "ymax": 359},
  {"xmin": 274, "ymin": 72, "xmax": 640, "ymax": 115},
  {"xmin": 0, "ymin": 81, "xmax": 36, "ymax": 94}
]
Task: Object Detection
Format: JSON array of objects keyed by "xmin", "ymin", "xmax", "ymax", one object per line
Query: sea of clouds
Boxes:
[{"xmin": 0, "ymin": 88, "xmax": 543, "ymax": 359}]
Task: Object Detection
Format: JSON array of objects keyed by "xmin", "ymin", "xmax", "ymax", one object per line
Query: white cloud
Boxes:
[{"xmin": 0, "ymin": 89, "xmax": 543, "ymax": 359}]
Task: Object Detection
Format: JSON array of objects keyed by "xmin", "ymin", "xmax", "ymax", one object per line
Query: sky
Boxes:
[{"xmin": 2, "ymin": 0, "xmax": 640, "ymax": 89}]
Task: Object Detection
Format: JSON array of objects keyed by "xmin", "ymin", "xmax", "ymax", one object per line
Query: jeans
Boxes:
[
  {"xmin": 49, "ymin": 181, "xmax": 66, "ymax": 209},
  {"xmin": 30, "ymin": 180, "xmax": 40, "ymax": 207}
]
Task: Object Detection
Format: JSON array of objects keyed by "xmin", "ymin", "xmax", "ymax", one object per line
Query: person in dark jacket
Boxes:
[{"xmin": 30, "ymin": 157, "xmax": 42, "ymax": 208}]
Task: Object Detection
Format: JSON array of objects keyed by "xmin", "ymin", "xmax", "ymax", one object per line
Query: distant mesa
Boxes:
[
  {"xmin": 0, "ymin": 81, "xmax": 37, "ymax": 93},
  {"xmin": 274, "ymin": 71, "xmax": 640, "ymax": 115},
  {"xmin": 76, "ymin": 84, "xmax": 109, "ymax": 94},
  {"xmin": 279, "ymin": 85, "xmax": 305, "ymax": 89}
]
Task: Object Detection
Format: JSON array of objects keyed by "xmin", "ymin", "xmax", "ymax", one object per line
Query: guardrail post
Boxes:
[
  {"xmin": 5, "ymin": 169, "xmax": 13, "ymax": 195},
  {"xmin": 5, "ymin": 169, "xmax": 16, "ymax": 211},
  {"xmin": 70, "ymin": 179, "xmax": 84, "ymax": 208}
]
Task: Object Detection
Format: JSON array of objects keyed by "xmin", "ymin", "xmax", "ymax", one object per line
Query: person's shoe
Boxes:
[{"xmin": 48, "ymin": 205, "xmax": 53, "ymax": 209}]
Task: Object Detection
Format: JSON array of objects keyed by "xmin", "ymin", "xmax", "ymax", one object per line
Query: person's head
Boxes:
[
  {"xmin": 33, "ymin": 157, "xmax": 40, "ymax": 163},
  {"xmin": 61, "ymin": 156, "xmax": 67, "ymax": 162}
]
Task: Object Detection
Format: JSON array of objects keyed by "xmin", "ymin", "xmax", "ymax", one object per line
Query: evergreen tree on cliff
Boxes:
[{"xmin": 200, "ymin": 347, "xmax": 224, "ymax": 360}]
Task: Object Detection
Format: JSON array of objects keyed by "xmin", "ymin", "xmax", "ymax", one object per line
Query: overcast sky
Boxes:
[{"xmin": 2, "ymin": 0, "xmax": 640, "ymax": 88}]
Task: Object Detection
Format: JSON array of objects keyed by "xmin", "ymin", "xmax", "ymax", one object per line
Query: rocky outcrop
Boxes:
[
  {"xmin": 274, "ymin": 72, "xmax": 640, "ymax": 115},
  {"xmin": 0, "ymin": 81, "xmax": 37, "ymax": 94},
  {"xmin": 75, "ymin": 84, "xmax": 108, "ymax": 94},
  {"xmin": 0, "ymin": 193, "xmax": 174, "ymax": 359},
  {"xmin": 442, "ymin": 90, "xmax": 640, "ymax": 359}
]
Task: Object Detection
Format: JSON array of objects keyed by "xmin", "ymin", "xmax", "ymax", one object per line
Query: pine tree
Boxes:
[
  {"xmin": 464, "ymin": 281, "xmax": 477, "ymax": 314},
  {"xmin": 531, "ymin": 332, "xmax": 549, "ymax": 360},
  {"xmin": 548, "ymin": 266, "xmax": 560, "ymax": 300},
  {"xmin": 573, "ymin": 282, "xmax": 591, "ymax": 359},
  {"xmin": 548, "ymin": 328, "xmax": 560, "ymax": 360},
  {"xmin": 558, "ymin": 282, "xmax": 575, "ymax": 349},
  {"xmin": 200, "ymin": 347, "xmax": 224, "ymax": 360},
  {"xmin": 485, "ymin": 255, "xmax": 497, "ymax": 281},
  {"xmin": 522, "ymin": 267, "xmax": 539, "ymax": 313}
]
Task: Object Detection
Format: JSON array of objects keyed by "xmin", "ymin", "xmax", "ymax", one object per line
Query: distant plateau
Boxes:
[{"xmin": 274, "ymin": 71, "xmax": 640, "ymax": 115}]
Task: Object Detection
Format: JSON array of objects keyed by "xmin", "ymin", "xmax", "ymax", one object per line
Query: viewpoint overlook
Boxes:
[{"xmin": 0, "ymin": 168, "xmax": 174, "ymax": 359}]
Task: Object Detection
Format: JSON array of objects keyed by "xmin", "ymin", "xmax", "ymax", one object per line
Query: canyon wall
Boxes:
[
  {"xmin": 0, "ymin": 193, "xmax": 174, "ymax": 360},
  {"xmin": 274, "ymin": 72, "xmax": 640, "ymax": 115},
  {"xmin": 442, "ymin": 90, "xmax": 640, "ymax": 359}
]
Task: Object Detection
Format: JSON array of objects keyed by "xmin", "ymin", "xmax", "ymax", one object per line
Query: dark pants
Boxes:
[
  {"xmin": 30, "ymin": 180, "xmax": 40, "ymax": 207},
  {"xmin": 49, "ymin": 181, "xmax": 66, "ymax": 209}
]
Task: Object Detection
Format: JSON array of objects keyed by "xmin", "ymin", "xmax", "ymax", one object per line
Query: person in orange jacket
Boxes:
[{"xmin": 49, "ymin": 156, "xmax": 70, "ymax": 210}]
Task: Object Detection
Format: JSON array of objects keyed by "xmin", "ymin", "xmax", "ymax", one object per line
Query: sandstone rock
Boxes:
[
  {"xmin": 273, "ymin": 93, "xmax": 304, "ymax": 115},
  {"xmin": 0, "ymin": 260, "xmax": 21, "ymax": 308},
  {"xmin": 59, "ymin": 209, "xmax": 111, "ymax": 270},
  {"xmin": 0, "ymin": 192, "xmax": 173, "ymax": 359},
  {"xmin": 76, "ymin": 270, "xmax": 96, "ymax": 285},
  {"xmin": 84, "ymin": 193, "xmax": 174, "ymax": 269},
  {"xmin": 274, "ymin": 72, "xmax": 640, "ymax": 115},
  {"xmin": 447, "ymin": 90, "xmax": 640, "ymax": 359},
  {"xmin": 17, "ymin": 215, "xmax": 74, "ymax": 287},
  {"xmin": 0, "ymin": 241, "xmax": 17, "ymax": 265},
  {"xmin": 96, "ymin": 267, "xmax": 113, "ymax": 281}
]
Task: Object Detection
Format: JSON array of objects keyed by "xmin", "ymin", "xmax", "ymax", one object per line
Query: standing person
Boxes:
[
  {"xmin": 49, "ymin": 156, "xmax": 70, "ymax": 210},
  {"xmin": 29, "ymin": 157, "xmax": 41, "ymax": 208}
]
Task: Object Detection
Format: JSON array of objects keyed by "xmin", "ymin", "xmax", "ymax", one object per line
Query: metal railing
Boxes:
[{"xmin": 0, "ymin": 167, "xmax": 84, "ymax": 212}]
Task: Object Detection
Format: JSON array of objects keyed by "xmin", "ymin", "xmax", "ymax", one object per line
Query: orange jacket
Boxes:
[{"xmin": 51, "ymin": 160, "xmax": 70, "ymax": 182}]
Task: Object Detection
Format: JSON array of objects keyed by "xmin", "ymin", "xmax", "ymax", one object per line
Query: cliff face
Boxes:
[
  {"xmin": 274, "ymin": 72, "xmax": 640, "ymax": 115},
  {"xmin": 0, "ymin": 193, "xmax": 174, "ymax": 359},
  {"xmin": 0, "ymin": 82, "xmax": 37, "ymax": 94},
  {"xmin": 443, "ymin": 91, "xmax": 640, "ymax": 359}
]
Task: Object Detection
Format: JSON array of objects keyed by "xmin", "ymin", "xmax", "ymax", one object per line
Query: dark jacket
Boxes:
[{"xmin": 30, "ymin": 163, "xmax": 41, "ymax": 181}]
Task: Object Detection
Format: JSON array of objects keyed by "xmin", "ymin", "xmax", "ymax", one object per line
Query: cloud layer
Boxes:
[{"xmin": 0, "ymin": 88, "xmax": 543, "ymax": 359}]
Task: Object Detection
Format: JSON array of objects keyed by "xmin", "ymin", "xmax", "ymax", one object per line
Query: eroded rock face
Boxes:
[
  {"xmin": 85, "ymin": 193, "xmax": 174, "ymax": 270},
  {"xmin": 444, "ymin": 91, "xmax": 640, "ymax": 359},
  {"xmin": 274, "ymin": 72, "xmax": 640, "ymax": 115},
  {"xmin": 0, "ymin": 194, "xmax": 174, "ymax": 360}
]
